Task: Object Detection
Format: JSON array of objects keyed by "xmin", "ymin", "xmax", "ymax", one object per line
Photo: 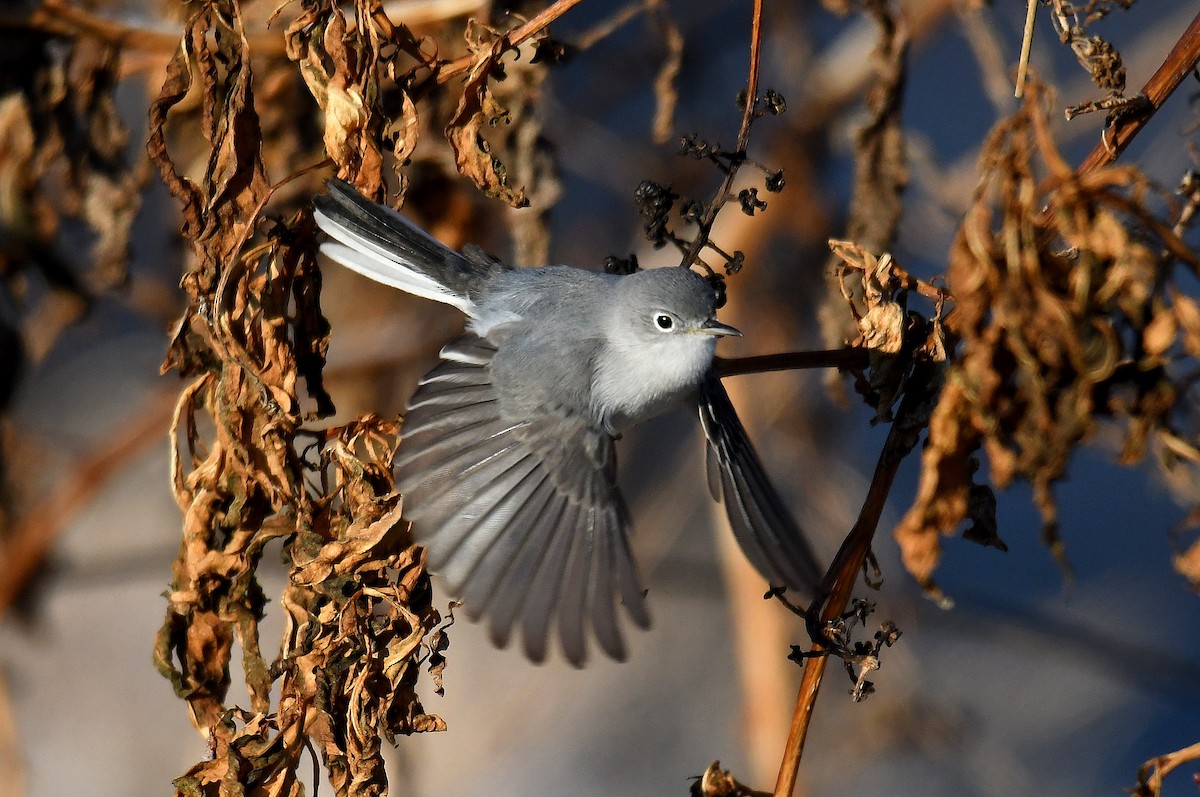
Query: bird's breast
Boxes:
[{"xmin": 591, "ymin": 335, "xmax": 716, "ymax": 432}]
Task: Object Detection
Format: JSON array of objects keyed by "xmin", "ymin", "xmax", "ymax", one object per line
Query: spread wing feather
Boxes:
[
  {"xmin": 698, "ymin": 377, "xmax": 823, "ymax": 593},
  {"xmin": 397, "ymin": 335, "xmax": 649, "ymax": 666}
]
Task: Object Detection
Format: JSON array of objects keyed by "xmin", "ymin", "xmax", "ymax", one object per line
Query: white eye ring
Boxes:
[{"xmin": 654, "ymin": 314, "xmax": 674, "ymax": 331}]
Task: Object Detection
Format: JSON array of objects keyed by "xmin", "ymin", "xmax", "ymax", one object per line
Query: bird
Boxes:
[{"xmin": 313, "ymin": 178, "xmax": 822, "ymax": 666}]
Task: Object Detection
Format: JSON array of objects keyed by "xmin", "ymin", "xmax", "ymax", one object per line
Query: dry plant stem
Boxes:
[
  {"xmin": 6, "ymin": 0, "xmax": 579, "ymax": 72},
  {"xmin": 573, "ymin": 0, "xmax": 647, "ymax": 50},
  {"xmin": 6, "ymin": 0, "xmax": 489, "ymax": 56},
  {"xmin": 0, "ymin": 672, "xmax": 24, "ymax": 797},
  {"xmin": 1135, "ymin": 740, "xmax": 1200, "ymax": 796},
  {"xmin": 679, "ymin": 0, "xmax": 763, "ymax": 270},
  {"xmin": 1076, "ymin": 10, "xmax": 1200, "ymax": 176},
  {"xmin": 771, "ymin": 379, "xmax": 926, "ymax": 797},
  {"xmin": 735, "ymin": 0, "xmax": 763, "ymax": 153},
  {"xmin": 1015, "ymin": 0, "xmax": 1038, "ymax": 99},
  {"xmin": 435, "ymin": 0, "xmax": 587, "ymax": 83},
  {"xmin": 0, "ymin": 389, "xmax": 175, "ymax": 620},
  {"xmin": 714, "ymin": 348, "xmax": 869, "ymax": 378},
  {"xmin": 0, "ymin": 3, "xmax": 182, "ymax": 52}
]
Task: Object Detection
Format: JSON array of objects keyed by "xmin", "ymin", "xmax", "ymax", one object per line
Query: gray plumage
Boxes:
[{"xmin": 313, "ymin": 178, "xmax": 821, "ymax": 666}]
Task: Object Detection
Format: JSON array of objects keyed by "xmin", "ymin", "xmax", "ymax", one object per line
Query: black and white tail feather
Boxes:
[
  {"xmin": 313, "ymin": 178, "xmax": 822, "ymax": 666},
  {"xmin": 312, "ymin": 179, "xmax": 505, "ymax": 314}
]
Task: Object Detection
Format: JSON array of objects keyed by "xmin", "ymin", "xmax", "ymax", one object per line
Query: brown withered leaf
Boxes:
[
  {"xmin": 425, "ymin": 603, "xmax": 456, "ymax": 696},
  {"xmin": 289, "ymin": 497, "xmax": 405, "ymax": 587},
  {"xmin": 286, "ymin": 0, "xmax": 389, "ymax": 195},
  {"xmin": 149, "ymin": 3, "xmax": 443, "ymax": 795},
  {"xmin": 829, "ymin": 241, "xmax": 928, "ymax": 421},
  {"xmin": 894, "ymin": 378, "xmax": 980, "ymax": 594},
  {"xmin": 1171, "ymin": 289, "xmax": 1200, "ymax": 359},
  {"xmin": 961, "ymin": 481, "xmax": 1005, "ymax": 552},
  {"xmin": 690, "ymin": 761, "xmax": 769, "ymax": 797},
  {"xmin": 172, "ymin": 710, "xmax": 304, "ymax": 797},
  {"xmin": 1174, "ymin": 536, "xmax": 1200, "ymax": 590},
  {"xmin": 0, "ymin": 33, "xmax": 142, "ymax": 384},
  {"xmin": 897, "ymin": 80, "xmax": 1200, "ymax": 589},
  {"xmin": 1142, "ymin": 305, "xmax": 1177, "ymax": 359},
  {"xmin": 444, "ymin": 22, "xmax": 529, "ymax": 207},
  {"xmin": 820, "ymin": 2, "xmax": 908, "ymax": 343},
  {"xmin": 278, "ymin": 419, "xmax": 445, "ymax": 795}
]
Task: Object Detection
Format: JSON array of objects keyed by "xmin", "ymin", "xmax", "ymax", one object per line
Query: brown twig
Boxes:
[
  {"xmin": 0, "ymin": 388, "xmax": 176, "ymax": 620},
  {"xmin": 678, "ymin": 0, "xmax": 764, "ymax": 271},
  {"xmin": 1134, "ymin": 740, "xmax": 1200, "ymax": 797},
  {"xmin": 1015, "ymin": 0, "xmax": 1038, "ymax": 99},
  {"xmin": 648, "ymin": 0, "xmax": 683, "ymax": 145},
  {"xmin": 434, "ymin": 0, "xmax": 586, "ymax": 84},
  {"xmin": 1075, "ymin": 10, "xmax": 1200, "ymax": 176},
  {"xmin": 735, "ymin": 0, "xmax": 763, "ymax": 154},
  {"xmin": 572, "ymin": 0, "xmax": 647, "ymax": 51},
  {"xmin": 772, "ymin": 363, "xmax": 931, "ymax": 797},
  {"xmin": 4, "ymin": 0, "xmax": 493, "ymax": 61},
  {"xmin": 0, "ymin": 3, "xmax": 182, "ymax": 52},
  {"xmin": 714, "ymin": 348, "xmax": 869, "ymax": 378}
]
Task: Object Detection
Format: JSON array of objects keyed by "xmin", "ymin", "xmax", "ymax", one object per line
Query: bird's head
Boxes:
[{"xmin": 618, "ymin": 267, "xmax": 741, "ymax": 343}]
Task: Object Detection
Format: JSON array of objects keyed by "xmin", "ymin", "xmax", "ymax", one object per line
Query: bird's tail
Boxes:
[{"xmin": 313, "ymin": 179, "xmax": 501, "ymax": 317}]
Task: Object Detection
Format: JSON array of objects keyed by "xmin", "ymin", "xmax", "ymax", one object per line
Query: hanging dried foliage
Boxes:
[
  {"xmin": 0, "ymin": 22, "xmax": 142, "ymax": 367},
  {"xmin": 444, "ymin": 20, "xmax": 531, "ymax": 208},
  {"xmin": 146, "ymin": 1, "xmax": 449, "ymax": 792},
  {"xmin": 4, "ymin": 0, "xmax": 1200, "ymax": 794},
  {"xmin": 894, "ymin": 84, "xmax": 1200, "ymax": 595}
]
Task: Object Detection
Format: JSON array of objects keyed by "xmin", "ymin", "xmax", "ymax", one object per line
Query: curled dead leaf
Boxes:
[
  {"xmin": 1174, "ymin": 537, "xmax": 1200, "ymax": 589},
  {"xmin": 444, "ymin": 26, "xmax": 529, "ymax": 207},
  {"xmin": 1143, "ymin": 307, "xmax": 1177, "ymax": 359}
]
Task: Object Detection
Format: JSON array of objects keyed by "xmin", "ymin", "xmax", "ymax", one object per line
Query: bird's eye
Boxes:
[{"xmin": 654, "ymin": 314, "xmax": 674, "ymax": 331}]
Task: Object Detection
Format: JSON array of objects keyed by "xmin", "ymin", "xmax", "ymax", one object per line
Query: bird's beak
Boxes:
[{"xmin": 700, "ymin": 318, "xmax": 742, "ymax": 337}]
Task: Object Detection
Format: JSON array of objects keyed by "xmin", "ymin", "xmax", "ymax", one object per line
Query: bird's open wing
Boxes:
[
  {"xmin": 698, "ymin": 376, "xmax": 823, "ymax": 593},
  {"xmin": 396, "ymin": 334, "xmax": 649, "ymax": 666}
]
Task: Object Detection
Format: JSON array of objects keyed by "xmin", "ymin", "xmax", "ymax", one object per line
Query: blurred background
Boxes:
[{"xmin": 1, "ymin": 0, "xmax": 1199, "ymax": 795}]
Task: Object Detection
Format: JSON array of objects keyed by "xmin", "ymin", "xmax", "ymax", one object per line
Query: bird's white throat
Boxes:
[{"xmin": 591, "ymin": 331, "xmax": 716, "ymax": 431}]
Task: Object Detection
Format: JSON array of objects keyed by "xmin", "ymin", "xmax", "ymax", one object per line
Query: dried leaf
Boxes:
[
  {"xmin": 893, "ymin": 379, "xmax": 979, "ymax": 591},
  {"xmin": 444, "ymin": 24, "xmax": 528, "ymax": 207},
  {"xmin": 285, "ymin": 0, "xmax": 393, "ymax": 194},
  {"xmin": 896, "ymin": 82, "xmax": 1199, "ymax": 587},
  {"xmin": 148, "ymin": 4, "xmax": 443, "ymax": 795},
  {"xmin": 1174, "ymin": 537, "xmax": 1200, "ymax": 590},
  {"xmin": 1142, "ymin": 308, "xmax": 1177, "ymax": 358},
  {"xmin": 1172, "ymin": 290, "xmax": 1200, "ymax": 359}
]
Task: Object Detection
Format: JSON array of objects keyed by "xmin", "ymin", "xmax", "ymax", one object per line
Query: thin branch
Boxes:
[
  {"xmin": 714, "ymin": 348, "xmax": 869, "ymax": 378},
  {"xmin": 1015, "ymin": 0, "xmax": 1038, "ymax": 98},
  {"xmin": 679, "ymin": 0, "xmax": 764, "ymax": 270},
  {"xmin": 772, "ymin": 362, "xmax": 932, "ymax": 797},
  {"xmin": 1134, "ymin": 740, "xmax": 1200, "ymax": 797},
  {"xmin": 434, "ymin": 0, "xmax": 587, "ymax": 84},
  {"xmin": 1075, "ymin": 10, "xmax": 1200, "ymax": 176},
  {"xmin": 0, "ymin": 3, "xmax": 182, "ymax": 52},
  {"xmin": 572, "ymin": 0, "xmax": 649, "ymax": 51},
  {"xmin": 0, "ymin": 389, "xmax": 175, "ymax": 620},
  {"xmin": 649, "ymin": 0, "xmax": 683, "ymax": 145},
  {"xmin": 736, "ymin": 0, "xmax": 763, "ymax": 154}
]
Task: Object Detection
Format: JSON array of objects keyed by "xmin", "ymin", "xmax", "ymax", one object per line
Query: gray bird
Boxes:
[{"xmin": 313, "ymin": 179, "xmax": 821, "ymax": 665}]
